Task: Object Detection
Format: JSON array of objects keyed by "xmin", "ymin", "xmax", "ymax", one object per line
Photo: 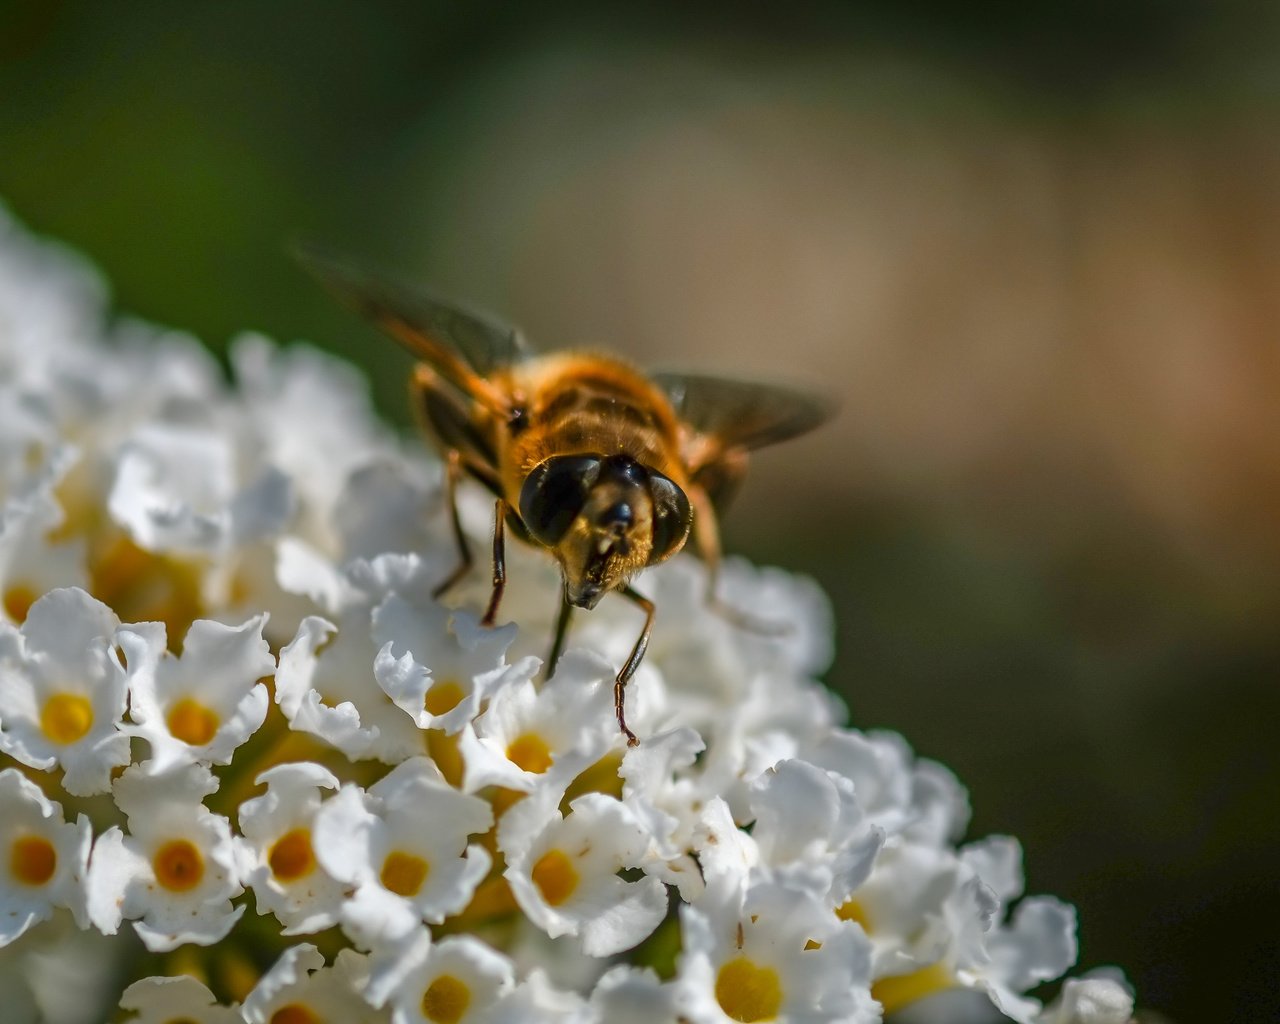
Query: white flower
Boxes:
[
  {"xmin": 747, "ymin": 758, "xmax": 884, "ymax": 903},
  {"xmin": 0, "ymin": 769, "xmax": 91, "ymax": 945},
  {"xmin": 489, "ymin": 969, "xmax": 592, "ymax": 1024},
  {"xmin": 108, "ymin": 420, "xmax": 292, "ymax": 556},
  {"xmin": 589, "ymin": 966, "xmax": 679, "ymax": 1024},
  {"xmin": 367, "ymin": 931, "xmax": 516, "ymax": 1024},
  {"xmin": 276, "ymin": 610, "xmax": 425, "ymax": 763},
  {"xmin": 0, "ymin": 587, "xmax": 132, "ymax": 796},
  {"xmin": 674, "ymin": 876, "xmax": 878, "ymax": 1024},
  {"xmin": 312, "ymin": 757, "xmax": 493, "ymax": 947},
  {"xmin": 85, "ymin": 763, "xmax": 244, "ymax": 951},
  {"xmin": 119, "ymin": 975, "xmax": 241, "ymax": 1024},
  {"xmin": 617, "ymin": 726, "xmax": 708, "ymax": 899},
  {"xmin": 373, "ymin": 597, "xmax": 526, "ymax": 736},
  {"xmin": 1037, "ymin": 973, "xmax": 1135, "ymax": 1024},
  {"xmin": 242, "ymin": 943, "xmax": 385, "ymax": 1024},
  {"xmin": 502, "ymin": 792, "xmax": 668, "ymax": 957},
  {"xmin": 458, "ymin": 650, "xmax": 615, "ymax": 798},
  {"xmin": 236, "ymin": 761, "xmax": 348, "ymax": 935},
  {"xmin": 122, "ymin": 614, "xmax": 273, "ymax": 772},
  {"xmin": 0, "ymin": 480, "xmax": 87, "ymax": 625}
]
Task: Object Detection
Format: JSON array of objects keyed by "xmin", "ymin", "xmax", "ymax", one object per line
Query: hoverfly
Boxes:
[{"xmin": 298, "ymin": 249, "xmax": 834, "ymax": 745}]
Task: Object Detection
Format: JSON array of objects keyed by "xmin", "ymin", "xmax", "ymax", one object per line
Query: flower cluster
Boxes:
[{"xmin": 0, "ymin": 205, "xmax": 1135, "ymax": 1024}]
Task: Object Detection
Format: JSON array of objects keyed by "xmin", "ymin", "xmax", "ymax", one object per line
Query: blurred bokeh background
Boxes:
[{"xmin": 3, "ymin": 2, "xmax": 1278, "ymax": 1019}]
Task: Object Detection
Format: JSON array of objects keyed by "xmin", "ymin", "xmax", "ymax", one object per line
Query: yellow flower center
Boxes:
[
  {"xmin": 421, "ymin": 973, "xmax": 472, "ymax": 1023},
  {"xmin": 506, "ymin": 732, "xmax": 553, "ymax": 774},
  {"xmin": 835, "ymin": 898, "xmax": 872, "ymax": 931},
  {"xmin": 424, "ymin": 679, "xmax": 465, "ymax": 716},
  {"xmin": 268, "ymin": 828, "xmax": 315, "ymax": 882},
  {"xmin": 2, "ymin": 583, "xmax": 38, "ymax": 624},
  {"xmin": 40, "ymin": 693, "xmax": 94, "ymax": 744},
  {"xmin": 530, "ymin": 848, "xmax": 578, "ymax": 907},
  {"xmin": 715, "ymin": 956, "xmax": 783, "ymax": 1023},
  {"xmin": 269, "ymin": 1006, "xmax": 321, "ymax": 1024},
  {"xmin": 560, "ymin": 751, "xmax": 625, "ymax": 811},
  {"xmin": 870, "ymin": 962, "xmax": 954, "ymax": 1014},
  {"xmin": 10, "ymin": 835, "xmax": 57, "ymax": 885},
  {"xmin": 166, "ymin": 697, "xmax": 219, "ymax": 746},
  {"xmin": 380, "ymin": 850, "xmax": 430, "ymax": 896},
  {"xmin": 89, "ymin": 535, "xmax": 204, "ymax": 653},
  {"xmin": 153, "ymin": 839, "xmax": 204, "ymax": 892}
]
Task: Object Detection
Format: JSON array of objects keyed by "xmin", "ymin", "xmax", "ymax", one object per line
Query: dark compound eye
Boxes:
[
  {"xmin": 519, "ymin": 455, "xmax": 601, "ymax": 546},
  {"xmin": 647, "ymin": 471, "xmax": 692, "ymax": 563}
]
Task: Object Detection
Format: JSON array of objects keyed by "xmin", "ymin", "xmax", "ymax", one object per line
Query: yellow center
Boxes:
[
  {"xmin": 421, "ymin": 973, "xmax": 472, "ymax": 1023},
  {"xmin": 166, "ymin": 697, "xmax": 219, "ymax": 746},
  {"xmin": 507, "ymin": 732, "xmax": 553, "ymax": 774},
  {"xmin": 88, "ymin": 535, "xmax": 204, "ymax": 653},
  {"xmin": 269, "ymin": 1006, "xmax": 321, "ymax": 1024},
  {"xmin": 561, "ymin": 751, "xmax": 625, "ymax": 811},
  {"xmin": 424, "ymin": 679, "xmax": 465, "ymax": 716},
  {"xmin": 715, "ymin": 956, "xmax": 783, "ymax": 1023},
  {"xmin": 530, "ymin": 848, "xmax": 579, "ymax": 907},
  {"xmin": 268, "ymin": 828, "xmax": 315, "ymax": 882},
  {"xmin": 870, "ymin": 962, "xmax": 954, "ymax": 1014},
  {"xmin": 380, "ymin": 850, "xmax": 430, "ymax": 896},
  {"xmin": 10, "ymin": 835, "xmax": 57, "ymax": 885},
  {"xmin": 40, "ymin": 693, "xmax": 94, "ymax": 744},
  {"xmin": 153, "ymin": 839, "xmax": 204, "ymax": 892},
  {"xmin": 835, "ymin": 898, "xmax": 872, "ymax": 931},
  {"xmin": 2, "ymin": 583, "xmax": 38, "ymax": 624}
]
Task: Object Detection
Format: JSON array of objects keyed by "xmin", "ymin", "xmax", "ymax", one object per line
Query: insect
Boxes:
[{"xmin": 298, "ymin": 249, "xmax": 834, "ymax": 745}]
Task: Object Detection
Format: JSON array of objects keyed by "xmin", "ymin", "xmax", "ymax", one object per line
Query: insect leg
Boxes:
[
  {"xmin": 546, "ymin": 592, "xmax": 575, "ymax": 681},
  {"xmin": 481, "ymin": 499, "xmax": 507, "ymax": 626},
  {"xmin": 688, "ymin": 483, "xmax": 788, "ymax": 636},
  {"xmin": 432, "ymin": 449, "xmax": 473, "ymax": 600},
  {"xmin": 615, "ymin": 584, "xmax": 654, "ymax": 747}
]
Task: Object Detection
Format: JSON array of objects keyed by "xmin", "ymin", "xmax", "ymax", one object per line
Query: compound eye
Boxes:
[
  {"xmin": 647, "ymin": 471, "xmax": 692, "ymax": 563},
  {"xmin": 519, "ymin": 455, "xmax": 602, "ymax": 546}
]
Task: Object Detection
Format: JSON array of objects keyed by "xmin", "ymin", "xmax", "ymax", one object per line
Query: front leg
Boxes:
[
  {"xmin": 432, "ymin": 449, "xmax": 473, "ymax": 600},
  {"xmin": 481, "ymin": 498, "xmax": 507, "ymax": 627},
  {"xmin": 615, "ymin": 584, "xmax": 655, "ymax": 747},
  {"xmin": 545, "ymin": 592, "xmax": 575, "ymax": 680}
]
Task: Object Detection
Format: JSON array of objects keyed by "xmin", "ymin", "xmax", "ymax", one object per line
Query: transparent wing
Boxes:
[
  {"xmin": 294, "ymin": 244, "xmax": 532, "ymax": 376},
  {"xmin": 654, "ymin": 371, "xmax": 837, "ymax": 452}
]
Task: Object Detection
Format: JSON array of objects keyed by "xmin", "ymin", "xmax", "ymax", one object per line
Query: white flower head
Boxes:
[
  {"xmin": 675, "ymin": 875, "xmax": 878, "ymax": 1024},
  {"xmin": 276, "ymin": 610, "xmax": 425, "ymax": 763},
  {"xmin": 107, "ymin": 420, "xmax": 293, "ymax": 556},
  {"xmin": 0, "ymin": 481, "xmax": 88, "ymax": 625},
  {"xmin": 0, "ymin": 587, "xmax": 131, "ymax": 795},
  {"xmin": 366, "ymin": 930, "xmax": 516, "ymax": 1024},
  {"xmin": 0, "ymin": 768, "xmax": 91, "ymax": 944},
  {"xmin": 119, "ymin": 975, "xmax": 241, "ymax": 1024},
  {"xmin": 236, "ymin": 761, "xmax": 348, "ymax": 935},
  {"xmin": 489, "ymin": 968, "xmax": 592, "ymax": 1024},
  {"xmin": 458, "ymin": 649, "xmax": 616, "ymax": 798},
  {"xmin": 748, "ymin": 758, "xmax": 884, "ymax": 903},
  {"xmin": 242, "ymin": 943, "xmax": 385, "ymax": 1024},
  {"xmin": 86, "ymin": 763, "xmax": 244, "ymax": 951},
  {"xmin": 1037, "ymin": 972, "xmax": 1135, "ymax": 1024},
  {"xmin": 312, "ymin": 757, "xmax": 493, "ymax": 948},
  {"xmin": 502, "ymin": 792, "xmax": 668, "ymax": 957},
  {"xmin": 590, "ymin": 965, "xmax": 679, "ymax": 1024},
  {"xmin": 373, "ymin": 596, "xmax": 525, "ymax": 736},
  {"xmin": 123, "ymin": 613, "xmax": 273, "ymax": 773}
]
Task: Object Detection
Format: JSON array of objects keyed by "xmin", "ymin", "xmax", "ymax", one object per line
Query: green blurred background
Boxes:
[{"xmin": 3, "ymin": 2, "xmax": 1278, "ymax": 1020}]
